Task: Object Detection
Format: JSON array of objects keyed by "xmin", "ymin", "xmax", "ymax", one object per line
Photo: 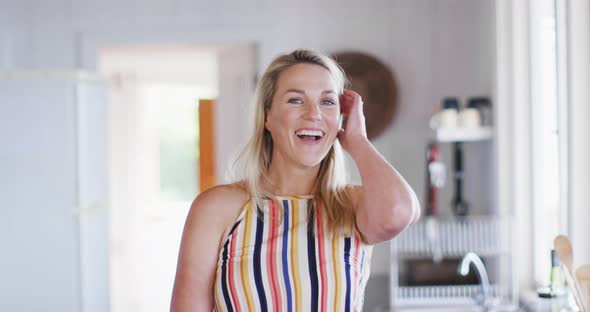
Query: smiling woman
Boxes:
[
  {"xmin": 170, "ymin": 49, "xmax": 420, "ymax": 311},
  {"xmin": 264, "ymin": 63, "xmax": 343, "ymax": 187}
]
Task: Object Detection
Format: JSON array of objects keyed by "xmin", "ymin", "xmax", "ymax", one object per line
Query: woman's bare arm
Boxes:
[
  {"xmin": 348, "ymin": 140, "xmax": 420, "ymax": 245},
  {"xmin": 339, "ymin": 89, "xmax": 420, "ymax": 245},
  {"xmin": 170, "ymin": 185, "xmax": 247, "ymax": 311}
]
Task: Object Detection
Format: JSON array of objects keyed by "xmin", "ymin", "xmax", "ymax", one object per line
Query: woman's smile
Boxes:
[{"xmin": 295, "ymin": 127, "xmax": 325, "ymax": 144}]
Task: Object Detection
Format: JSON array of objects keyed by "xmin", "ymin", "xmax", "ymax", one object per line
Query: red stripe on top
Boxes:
[
  {"xmin": 228, "ymin": 228, "xmax": 241, "ymax": 312},
  {"xmin": 267, "ymin": 200, "xmax": 282, "ymax": 310},
  {"xmin": 316, "ymin": 203, "xmax": 328, "ymax": 311}
]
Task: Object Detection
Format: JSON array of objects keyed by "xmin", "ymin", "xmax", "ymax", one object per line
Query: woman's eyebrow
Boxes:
[
  {"xmin": 284, "ymin": 88, "xmax": 305, "ymax": 95},
  {"xmin": 283, "ymin": 89, "xmax": 336, "ymax": 95}
]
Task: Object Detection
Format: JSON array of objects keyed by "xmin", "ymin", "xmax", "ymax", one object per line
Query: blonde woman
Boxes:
[{"xmin": 171, "ymin": 49, "xmax": 419, "ymax": 311}]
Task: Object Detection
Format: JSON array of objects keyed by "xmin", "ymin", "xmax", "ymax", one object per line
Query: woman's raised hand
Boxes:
[{"xmin": 338, "ymin": 89, "xmax": 368, "ymax": 150}]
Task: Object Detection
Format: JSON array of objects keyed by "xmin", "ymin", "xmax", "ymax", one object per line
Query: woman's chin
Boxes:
[{"xmin": 295, "ymin": 155, "xmax": 327, "ymax": 168}]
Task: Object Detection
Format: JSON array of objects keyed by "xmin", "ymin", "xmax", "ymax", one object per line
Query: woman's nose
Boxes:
[{"xmin": 304, "ymin": 102, "xmax": 322, "ymax": 120}]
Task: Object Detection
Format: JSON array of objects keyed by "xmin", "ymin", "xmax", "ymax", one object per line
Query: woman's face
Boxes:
[{"xmin": 265, "ymin": 63, "xmax": 341, "ymax": 169}]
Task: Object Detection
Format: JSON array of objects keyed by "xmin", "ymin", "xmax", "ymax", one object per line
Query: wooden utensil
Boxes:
[
  {"xmin": 576, "ymin": 265, "xmax": 590, "ymax": 310},
  {"xmin": 577, "ymin": 265, "xmax": 590, "ymax": 281},
  {"xmin": 554, "ymin": 235, "xmax": 586, "ymax": 311},
  {"xmin": 562, "ymin": 265, "xmax": 586, "ymax": 311},
  {"xmin": 555, "ymin": 235, "xmax": 574, "ymax": 270}
]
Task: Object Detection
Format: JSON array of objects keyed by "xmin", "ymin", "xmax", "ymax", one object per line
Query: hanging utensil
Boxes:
[
  {"xmin": 426, "ymin": 141, "xmax": 446, "ymax": 215},
  {"xmin": 452, "ymin": 142, "xmax": 469, "ymax": 217},
  {"xmin": 425, "ymin": 141, "xmax": 445, "ymax": 263}
]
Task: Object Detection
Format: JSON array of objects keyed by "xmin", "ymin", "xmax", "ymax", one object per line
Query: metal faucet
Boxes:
[{"xmin": 458, "ymin": 252, "xmax": 490, "ymax": 308}]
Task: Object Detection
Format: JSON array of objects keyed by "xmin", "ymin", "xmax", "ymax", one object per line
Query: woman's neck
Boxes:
[{"xmin": 265, "ymin": 160, "xmax": 320, "ymax": 196}]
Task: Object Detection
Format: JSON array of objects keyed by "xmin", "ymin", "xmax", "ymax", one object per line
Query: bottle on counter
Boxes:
[
  {"xmin": 535, "ymin": 249, "xmax": 570, "ymax": 312},
  {"xmin": 538, "ymin": 249, "xmax": 566, "ymax": 299},
  {"xmin": 550, "ymin": 249, "xmax": 565, "ymax": 293}
]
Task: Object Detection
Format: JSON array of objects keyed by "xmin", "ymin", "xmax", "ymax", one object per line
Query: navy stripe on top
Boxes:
[
  {"xmin": 253, "ymin": 206, "xmax": 269, "ymax": 312},
  {"xmin": 307, "ymin": 207, "xmax": 319, "ymax": 312},
  {"xmin": 220, "ymin": 238, "xmax": 234, "ymax": 312},
  {"xmin": 281, "ymin": 200, "xmax": 293, "ymax": 312},
  {"xmin": 344, "ymin": 237, "xmax": 352, "ymax": 312}
]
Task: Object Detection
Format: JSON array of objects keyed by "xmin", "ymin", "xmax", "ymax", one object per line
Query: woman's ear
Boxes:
[{"xmin": 264, "ymin": 108, "xmax": 272, "ymax": 132}]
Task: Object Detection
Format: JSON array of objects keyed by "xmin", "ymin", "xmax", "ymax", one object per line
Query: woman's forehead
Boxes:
[{"xmin": 275, "ymin": 63, "xmax": 338, "ymax": 93}]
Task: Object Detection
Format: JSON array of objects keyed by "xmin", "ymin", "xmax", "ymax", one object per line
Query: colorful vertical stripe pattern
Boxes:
[{"xmin": 214, "ymin": 196, "xmax": 372, "ymax": 311}]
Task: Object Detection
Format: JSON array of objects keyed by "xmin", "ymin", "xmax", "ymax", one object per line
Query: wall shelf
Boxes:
[{"xmin": 433, "ymin": 127, "xmax": 493, "ymax": 142}]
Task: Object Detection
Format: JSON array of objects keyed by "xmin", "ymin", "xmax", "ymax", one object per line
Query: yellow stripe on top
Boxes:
[
  {"xmin": 290, "ymin": 199, "xmax": 302, "ymax": 311},
  {"xmin": 332, "ymin": 233, "xmax": 341, "ymax": 311},
  {"xmin": 240, "ymin": 202, "xmax": 255, "ymax": 311},
  {"xmin": 214, "ymin": 283, "xmax": 223, "ymax": 312}
]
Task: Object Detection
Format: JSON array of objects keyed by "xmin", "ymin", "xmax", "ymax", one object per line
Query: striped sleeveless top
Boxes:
[{"xmin": 213, "ymin": 196, "xmax": 373, "ymax": 312}]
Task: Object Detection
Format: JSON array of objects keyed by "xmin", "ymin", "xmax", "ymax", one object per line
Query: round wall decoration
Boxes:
[{"xmin": 331, "ymin": 51, "xmax": 398, "ymax": 140}]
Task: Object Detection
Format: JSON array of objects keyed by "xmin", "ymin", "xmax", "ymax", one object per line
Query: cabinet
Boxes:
[{"xmin": 0, "ymin": 71, "xmax": 110, "ymax": 311}]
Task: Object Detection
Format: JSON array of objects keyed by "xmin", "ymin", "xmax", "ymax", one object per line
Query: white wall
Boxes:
[{"xmin": 0, "ymin": 0, "xmax": 494, "ymax": 309}]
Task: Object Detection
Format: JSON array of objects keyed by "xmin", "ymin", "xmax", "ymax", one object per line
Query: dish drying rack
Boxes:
[{"xmin": 389, "ymin": 215, "xmax": 514, "ymax": 307}]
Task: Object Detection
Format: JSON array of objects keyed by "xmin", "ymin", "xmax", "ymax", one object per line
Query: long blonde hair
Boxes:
[{"xmin": 232, "ymin": 49, "xmax": 356, "ymax": 236}]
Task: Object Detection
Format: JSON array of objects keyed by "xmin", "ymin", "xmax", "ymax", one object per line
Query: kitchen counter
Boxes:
[
  {"xmin": 371, "ymin": 298, "xmax": 520, "ymax": 312},
  {"xmin": 520, "ymin": 291, "xmax": 579, "ymax": 312}
]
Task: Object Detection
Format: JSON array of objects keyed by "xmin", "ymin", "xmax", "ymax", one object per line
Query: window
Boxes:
[
  {"xmin": 496, "ymin": 0, "xmax": 589, "ymax": 295},
  {"xmin": 530, "ymin": 0, "xmax": 567, "ymax": 287}
]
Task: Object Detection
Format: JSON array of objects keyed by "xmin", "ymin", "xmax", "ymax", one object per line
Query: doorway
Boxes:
[{"xmin": 98, "ymin": 43, "xmax": 256, "ymax": 311}]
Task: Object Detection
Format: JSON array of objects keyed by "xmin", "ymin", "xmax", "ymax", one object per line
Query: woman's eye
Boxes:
[
  {"xmin": 288, "ymin": 98, "xmax": 303, "ymax": 104},
  {"xmin": 322, "ymin": 99, "xmax": 336, "ymax": 106}
]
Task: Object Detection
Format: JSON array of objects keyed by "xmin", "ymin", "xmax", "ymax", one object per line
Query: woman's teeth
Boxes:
[
  {"xmin": 295, "ymin": 129, "xmax": 323, "ymax": 136},
  {"xmin": 295, "ymin": 129, "xmax": 323, "ymax": 141}
]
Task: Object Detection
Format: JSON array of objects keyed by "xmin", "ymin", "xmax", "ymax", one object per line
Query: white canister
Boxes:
[
  {"xmin": 430, "ymin": 97, "xmax": 460, "ymax": 129},
  {"xmin": 430, "ymin": 109, "xmax": 458, "ymax": 129},
  {"xmin": 459, "ymin": 107, "xmax": 481, "ymax": 128}
]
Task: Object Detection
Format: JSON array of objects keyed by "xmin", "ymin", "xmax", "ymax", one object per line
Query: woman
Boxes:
[{"xmin": 170, "ymin": 49, "xmax": 420, "ymax": 311}]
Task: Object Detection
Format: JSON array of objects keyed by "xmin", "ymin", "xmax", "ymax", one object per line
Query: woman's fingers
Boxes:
[
  {"xmin": 340, "ymin": 89, "xmax": 362, "ymax": 116},
  {"xmin": 338, "ymin": 89, "xmax": 368, "ymax": 147}
]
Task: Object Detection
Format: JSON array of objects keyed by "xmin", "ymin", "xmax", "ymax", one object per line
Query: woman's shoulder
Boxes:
[
  {"xmin": 186, "ymin": 183, "xmax": 251, "ymax": 250},
  {"xmin": 192, "ymin": 182, "xmax": 250, "ymax": 214}
]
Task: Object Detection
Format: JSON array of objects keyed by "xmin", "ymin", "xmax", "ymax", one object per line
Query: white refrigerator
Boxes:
[{"xmin": 0, "ymin": 71, "xmax": 110, "ymax": 312}]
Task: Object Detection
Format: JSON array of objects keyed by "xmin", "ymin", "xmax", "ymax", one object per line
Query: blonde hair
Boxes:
[{"xmin": 232, "ymin": 49, "xmax": 356, "ymax": 236}]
